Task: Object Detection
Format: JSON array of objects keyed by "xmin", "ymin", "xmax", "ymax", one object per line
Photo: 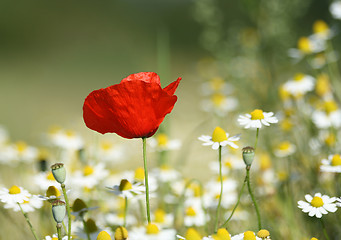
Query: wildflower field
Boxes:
[{"xmin": 2, "ymin": 0, "xmax": 341, "ymax": 239}]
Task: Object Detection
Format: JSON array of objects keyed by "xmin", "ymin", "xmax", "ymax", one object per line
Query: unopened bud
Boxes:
[
  {"xmin": 51, "ymin": 163, "xmax": 66, "ymax": 184},
  {"xmin": 242, "ymin": 146, "xmax": 255, "ymax": 166},
  {"xmin": 51, "ymin": 200, "xmax": 66, "ymax": 223}
]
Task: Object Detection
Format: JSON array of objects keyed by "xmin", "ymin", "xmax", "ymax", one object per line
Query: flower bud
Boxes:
[
  {"xmin": 51, "ymin": 163, "xmax": 66, "ymax": 184},
  {"xmin": 242, "ymin": 146, "xmax": 255, "ymax": 166},
  {"xmin": 114, "ymin": 226, "xmax": 128, "ymax": 240},
  {"xmin": 51, "ymin": 200, "xmax": 66, "ymax": 223}
]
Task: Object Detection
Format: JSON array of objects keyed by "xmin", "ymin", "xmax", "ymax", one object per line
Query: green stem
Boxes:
[
  {"xmin": 18, "ymin": 203, "xmax": 39, "ymax": 240},
  {"xmin": 142, "ymin": 137, "xmax": 151, "ymax": 223},
  {"xmin": 124, "ymin": 196, "xmax": 128, "ymax": 227},
  {"xmin": 254, "ymin": 128, "xmax": 260, "ymax": 150},
  {"xmin": 61, "ymin": 184, "xmax": 71, "ymax": 240},
  {"xmin": 82, "ymin": 217, "xmax": 91, "ymax": 240},
  {"xmin": 62, "ymin": 221, "xmax": 67, "ymax": 235},
  {"xmin": 220, "ymin": 174, "xmax": 247, "ymax": 228},
  {"xmin": 214, "ymin": 146, "xmax": 223, "ymax": 233},
  {"xmin": 320, "ymin": 218, "xmax": 331, "ymax": 240},
  {"xmin": 57, "ymin": 223, "xmax": 62, "ymax": 240},
  {"xmin": 246, "ymin": 168, "xmax": 262, "ymax": 230}
]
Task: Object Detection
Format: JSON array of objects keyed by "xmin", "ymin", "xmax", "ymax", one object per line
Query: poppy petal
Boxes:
[
  {"xmin": 121, "ymin": 72, "xmax": 161, "ymax": 86},
  {"xmin": 163, "ymin": 77, "xmax": 182, "ymax": 96}
]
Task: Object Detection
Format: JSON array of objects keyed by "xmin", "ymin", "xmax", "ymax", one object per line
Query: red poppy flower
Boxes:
[{"xmin": 83, "ymin": 72, "xmax": 181, "ymax": 139}]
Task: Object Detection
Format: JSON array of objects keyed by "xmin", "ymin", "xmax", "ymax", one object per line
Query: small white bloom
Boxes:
[
  {"xmin": 273, "ymin": 141, "xmax": 296, "ymax": 157},
  {"xmin": 198, "ymin": 127, "xmax": 240, "ymax": 150},
  {"xmin": 71, "ymin": 163, "xmax": 109, "ymax": 189},
  {"xmin": 5, "ymin": 195, "xmax": 43, "ymax": 212},
  {"xmin": 148, "ymin": 133, "xmax": 181, "ymax": 152},
  {"xmin": 231, "ymin": 231, "xmax": 262, "ymax": 240},
  {"xmin": 320, "ymin": 154, "xmax": 341, "ymax": 173},
  {"xmin": 283, "ymin": 73, "xmax": 315, "ymax": 97},
  {"xmin": 107, "ymin": 179, "xmax": 145, "ymax": 199},
  {"xmin": 298, "ymin": 193, "xmax": 338, "ymax": 218},
  {"xmin": 238, "ymin": 109, "xmax": 278, "ymax": 129},
  {"xmin": 330, "ymin": 1, "xmax": 341, "ymax": 19},
  {"xmin": 0, "ymin": 185, "xmax": 31, "ymax": 204},
  {"xmin": 44, "ymin": 234, "xmax": 68, "ymax": 240},
  {"xmin": 129, "ymin": 224, "xmax": 176, "ymax": 240},
  {"xmin": 201, "ymin": 94, "xmax": 238, "ymax": 117},
  {"xmin": 48, "ymin": 128, "xmax": 83, "ymax": 150},
  {"xmin": 312, "ymin": 101, "xmax": 341, "ymax": 129}
]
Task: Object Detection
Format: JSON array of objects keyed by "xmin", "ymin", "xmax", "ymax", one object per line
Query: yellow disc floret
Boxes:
[
  {"xmin": 52, "ymin": 237, "xmax": 58, "ymax": 240},
  {"xmin": 134, "ymin": 167, "xmax": 145, "ymax": 181},
  {"xmin": 210, "ymin": 77, "xmax": 225, "ymax": 91},
  {"xmin": 9, "ymin": 185, "xmax": 21, "ymax": 194},
  {"xmin": 83, "ymin": 166, "xmax": 94, "ymax": 176},
  {"xmin": 212, "ymin": 127, "xmax": 227, "ymax": 142},
  {"xmin": 185, "ymin": 228, "xmax": 202, "ymax": 240},
  {"xmin": 311, "ymin": 238, "xmax": 319, "ymax": 240},
  {"xmin": 294, "ymin": 73, "xmax": 305, "ymax": 81},
  {"xmin": 46, "ymin": 172, "xmax": 55, "ymax": 181},
  {"xmin": 325, "ymin": 133, "xmax": 336, "ymax": 147},
  {"xmin": 331, "ymin": 154, "xmax": 341, "ymax": 166},
  {"xmin": 324, "ymin": 100, "xmax": 338, "ymax": 114},
  {"xmin": 119, "ymin": 179, "xmax": 132, "ymax": 191},
  {"xmin": 100, "ymin": 141, "xmax": 112, "ymax": 151},
  {"xmin": 16, "ymin": 141, "xmax": 27, "ymax": 153},
  {"xmin": 311, "ymin": 196, "xmax": 324, "ymax": 208},
  {"xmin": 146, "ymin": 223, "xmax": 159, "ymax": 235},
  {"xmin": 298, "ymin": 37, "xmax": 311, "ymax": 53},
  {"xmin": 186, "ymin": 207, "xmax": 197, "ymax": 216},
  {"xmin": 156, "ymin": 133, "xmax": 168, "ymax": 146},
  {"xmin": 313, "ymin": 20, "xmax": 329, "ymax": 35},
  {"xmin": 257, "ymin": 229, "xmax": 270, "ymax": 238},
  {"xmin": 46, "ymin": 186, "xmax": 61, "ymax": 198},
  {"xmin": 114, "ymin": 226, "xmax": 128, "ymax": 240},
  {"xmin": 154, "ymin": 209, "xmax": 165, "ymax": 223},
  {"xmin": 244, "ymin": 231, "xmax": 256, "ymax": 240},
  {"xmin": 316, "ymin": 74, "xmax": 330, "ymax": 96},
  {"xmin": 97, "ymin": 230, "xmax": 112, "ymax": 240},
  {"xmin": 250, "ymin": 109, "xmax": 264, "ymax": 120},
  {"xmin": 211, "ymin": 93, "xmax": 225, "ymax": 107},
  {"xmin": 216, "ymin": 228, "xmax": 231, "ymax": 240}
]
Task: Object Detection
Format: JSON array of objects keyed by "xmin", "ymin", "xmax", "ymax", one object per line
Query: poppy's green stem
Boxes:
[
  {"xmin": 320, "ymin": 218, "xmax": 331, "ymax": 240},
  {"xmin": 246, "ymin": 167, "xmax": 262, "ymax": 230},
  {"xmin": 61, "ymin": 184, "xmax": 71, "ymax": 240},
  {"xmin": 142, "ymin": 137, "xmax": 151, "ymax": 223},
  {"xmin": 124, "ymin": 196, "xmax": 128, "ymax": 227},
  {"xmin": 18, "ymin": 203, "xmax": 39, "ymax": 240},
  {"xmin": 82, "ymin": 217, "xmax": 91, "ymax": 240},
  {"xmin": 254, "ymin": 128, "xmax": 260, "ymax": 150},
  {"xmin": 214, "ymin": 145, "xmax": 223, "ymax": 233},
  {"xmin": 57, "ymin": 223, "xmax": 62, "ymax": 240},
  {"xmin": 220, "ymin": 174, "xmax": 247, "ymax": 228}
]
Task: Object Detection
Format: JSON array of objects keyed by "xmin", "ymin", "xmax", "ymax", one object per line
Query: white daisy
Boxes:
[
  {"xmin": 48, "ymin": 128, "xmax": 83, "ymax": 150},
  {"xmin": 0, "ymin": 185, "xmax": 31, "ymax": 204},
  {"xmin": 330, "ymin": 1, "xmax": 341, "ymax": 19},
  {"xmin": 238, "ymin": 109, "xmax": 278, "ymax": 129},
  {"xmin": 39, "ymin": 186, "xmax": 62, "ymax": 202},
  {"xmin": 176, "ymin": 228, "xmax": 202, "ymax": 240},
  {"xmin": 288, "ymin": 36, "xmax": 326, "ymax": 61},
  {"xmin": 71, "ymin": 163, "xmax": 109, "ymax": 189},
  {"xmin": 298, "ymin": 193, "xmax": 338, "ymax": 218},
  {"xmin": 151, "ymin": 165, "xmax": 181, "ymax": 183},
  {"xmin": 11, "ymin": 141, "xmax": 38, "ymax": 163},
  {"xmin": 148, "ymin": 133, "xmax": 181, "ymax": 152},
  {"xmin": 152, "ymin": 208, "xmax": 174, "ymax": 228},
  {"xmin": 34, "ymin": 171, "xmax": 60, "ymax": 190},
  {"xmin": 44, "ymin": 234, "xmax": 68, "ymax": 240},
  {"xmin": 200, "ymin": 77, "xmax": 235, "ymax": 96},
  {"xmin": 202, "ymin": 228, "xmax": 232, "ymax": 240},
  {"xmin": 282, "ymin": 73, "xmax": 315, "ymax": 98},
  {"xmin": 312, "ymin": 100, "xmax": 341, "ymax": 129},
  {"xmin": 198, "ymin": 127, "xmax": 240, "ymax": 150},
  {"xmin": 107, "ymin": 179, "xmax": 145, "ymax": 199},
  {"xmin": 104, "ymin": 212, "xmax": 137, "ymax": 227},
  {"xmin": 201, "ymin": 93, "xmax": 238, "ymax": 117},
  {"xmin": 5, "ymin": 195, "xmax": 43, "ymax": 212},
  {"xmin": 209, "ymin": 154, "xmax": 245, "ymax": 174},
  {"xmin": 129, "ymin": 223, "xmax": 176, "ymax": 240},
  {"xmin": 231, "ymin": 231, "xmax": 262, "ymax": 240},
  {"xmin": 320, "ymin": 154, "xmax": 341, "ymax": 173},
  {"xmin": 273, "ymin": 141, "xmax": 296, "ymax": 157},
  {"xmin": 92, "ymin": 139, "xmax": 124, "ymax": 163},
  {"xmin": 184, "ymin": 205, "xmax": 207, "ymax": 227}
]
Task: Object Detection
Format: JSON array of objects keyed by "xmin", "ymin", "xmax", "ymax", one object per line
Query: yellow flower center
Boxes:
[
  {"xmin": 48, "ymin": 125, "xmax": 61, "ymax": 135},
  {"xmin": 46, "ymin": 172, "xmax": 55, "ymax": 181},
  {"xmin": 154, "ymin": 209, "xmax": 165, "ymax": 223},
  {"xmin": 16, "ymin": 141, "xmax": 27, "ymax": 153},
  {"xmin": 212, "ymin": 127, "xmax": 227, "ymax": 142},
  {"xmin": 161, "ymin": 165, "xmax": 171, "ymax": 170},
  {"xmin": 119, "ymin": 179, "xmax": 132, "ymax": 191},
  {"xmin": 325, "ymin": 133, "xmax": 336, "ymax": 147},
  {"xmin": 298, "ymin": 37, "xmax": 311, "ymax": 53},
  {"xmin": 331, "ymin": 154, "xmax": 341, "ymax": 166},
  {"xmin": 250, "ymin": 109, "xmax": 264, "ymax": 120},
  {"xmin": 244, "ymin": 231, "xmax": 256, "ymax": 240},
  {"xmin": 186, "ymin": 207, "xmax": 197, "ymax": 216},
  {"xmin": 278, "ymin": 171, "xmax": 288, "ymax": 181},
  {"xmin": 134, "ymin": 167, "xmax": 145, "ymax": 181},
  {"xmin": 313, "ymin": 20, "xmax": 329, "ymax": 35},
  {"xmin": 278, "ymin": 141, "xmax": 291, "ymax": 151},
  {"xmin": 146, "ymin": 223, "xmax": 159, "ymax": 235},
  {"xmin": 216, "ymin": 176, "xmax": 227, "ymax": 182},
  {"xmin": 185, "ymin": 228, "xmax": 202, "ymax": 240},
  {"xmin": 65, "ymin": 130, "xmax": 75, "ymax": 138},
  {"xmin": 211, "ymin": 93, "xmax": 225, "ymax": 107},
  {"xmin": 224, "ymin": 161, "xmax": 232, "ymax": 169},
  {"xmin": 114, "ymin": 226, "xmax": 128, "ymax": 240},
  {"xmin": 191, "ymin": 184, "xmax": 202, "ymax": 197},
  {"xmin": 260, "ymin": 153, "xmax": 271, "ymax": 170},
  {"xmin": 257, "ymin": 229, "xmax": 270, "ymax": 238},
  {"xmin": 100, "ymin": 141, "xmax": 112, "ymax": 151},
  {"xmin": 316, "ymin": 74, "xmax": 330, "ymax": 96},
  {"xmin": 156, "ymin": 134, "xmax": 168, "ymax": 146},
  {"xmin": 294, "ymin": 73, "xmax": 305, "ymax": 82},
  {"xmin": 279, "ymin": 85, "xmax": 290, "ymax": 101},
  {"xmin": 97, "ymin": 230, "xmax": 112, "ymax": 240},
  {"xmin": 216, "ymin": 228, "xmax": 231, "ymax": 240},
  {"xmin": 52, "ymin": 238, "xmax": 58, "ymax": 240},
  {"xmin": 9, "ymin": 185, "xmax": 21, "ymax": 194},
  {"xmin": 210, "ymin": 77, "xmax": 225, "ymax": 91},
  {"xmin": 215, "ymin": 194, "xmax": 221, "ymax": 200},
  {"xmin": 324, "ymin": 101, "xmax": 338, "ymax": 114},
  {"xmin": 83, "ymin": 166, "xmax": 94, "ymax": 176},
  {"xmin": 280, "ymin": 118, "xmax": 293, "ymax": 131},
  {"xmin": 46, "ymin": 186, "xmax": 61, "ymax": 198},
  {"xmin": 311, "ymin": 196, "xmax": 324, "ymax": 208},
  {"xmin": 311, "ymin": 238, "xmax": 319, "ymax": 240}
]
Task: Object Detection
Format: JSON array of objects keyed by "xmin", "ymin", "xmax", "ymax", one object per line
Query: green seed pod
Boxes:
[
  {"xmin": 51, "ymin": 163, "xmax": 66, "ymax": 184},
  {"xmin": 242, "ymin": 146, "xmax": 255, "ymax": 166},
  {"xmin": 51, "ymin": 200, "xmax": 66, "ymax": 223}
]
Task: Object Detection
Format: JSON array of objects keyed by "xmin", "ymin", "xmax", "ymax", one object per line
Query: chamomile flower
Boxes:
[
  {"xmin": 104, "ymin": 212, "xmax": 137, "ymax": 227},
  {"xmin": 148, "ymin": 133, "xmax": 181, "ymax": 152},
  {"xmin": 203, "ymin": 228, "xmax": 232, "ymax": 240},
  {"xmin": 44, "ymin": 234, "xmax": 68, "ymax": 240},
  {"xmin": 209, "ymin": 154, "xmax": 245, "ymax": 175},
  {"xmin": 198, "ymin": 127, "xmax": 240, "ymax": 150},
  {"xmin": 273, "ymin": 141, "xmax": 296, "ymax": 157},
  {"xmin": 34, "ymin": 171, "xmax": 60, "ymax": 190},
  {"xmin": 5, "ymin": 195, "xmax": 43, "ymax": 212},
  {"xmin": 231, "ymin": 231, "xmax": 262, "ymax": 240},
  {"xmin": 107, "ymin": 179, "xmax": 145, "ymax": 199},
  {"xmin": 200, "ymin": 77, "xmax": 234, "ymax": 96},
  {"xmin": 11, "ymin": 141, "xmax": 38, "ymax": 163},
  {"xmin": 151, "ymin": 165, "xmax": 181, "ymax": 183},
  {"xmin": 40, "ymin": 186, "xmax": 62, "ymax": 202},
  {"xmin": 312, "ymin": 20, "xmax": 333, "ymax": 40},
  {"xmin": 312, "ymin": 100, "xmax": 341, "ymax": 129},
  {"xmin": 184, "ymin": 205, "xmax": 207, "ymax": 227},
  {"xmin": 282, "ymin": 73, "xmax": 315, "ymax": 98},
  {"xmin": 256, "ymin": 230, "xmax": 271, "ymax": 239},
  {"xmin": 72, "ymin": 163, "xmax": 109, "ymax": 189},
  {"xmin": 201, "ymin": 93, "xmax": 238, "ymax": 117},
  {"xmin": 288, "ymin": 36, "xmax": 326, "ymax": 61},
  {"xmin": 298, "ymin": 193, "xmax": 338, "ymax": 218},
  {"xmin": 0, "ymin": 185, "xmax": 31, "ymax": 204},
  {"xmin": 330, "ymin": 1, "xmax": 341, "ymax": 19},
  {"xmin": 176, "ymin": 228, "xmax": 202, "ymax": 240},
  {"xmin": 129, "ymin": 223, "xmax": 176, "ymax": 240},
  {"xmin": 320, "ymin": 154, "xmax": 341, "ymax": 173},
  {"xmin": 238, "ymin": 109, "xmax": 278, "ymax": 129},
  {"xmin": 48, "ymin": 128, "xmax": 83, "ymax": 150},
  {"xmin": 94, "ymin": 139, "xmax": 124, "ymax": 163}
]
